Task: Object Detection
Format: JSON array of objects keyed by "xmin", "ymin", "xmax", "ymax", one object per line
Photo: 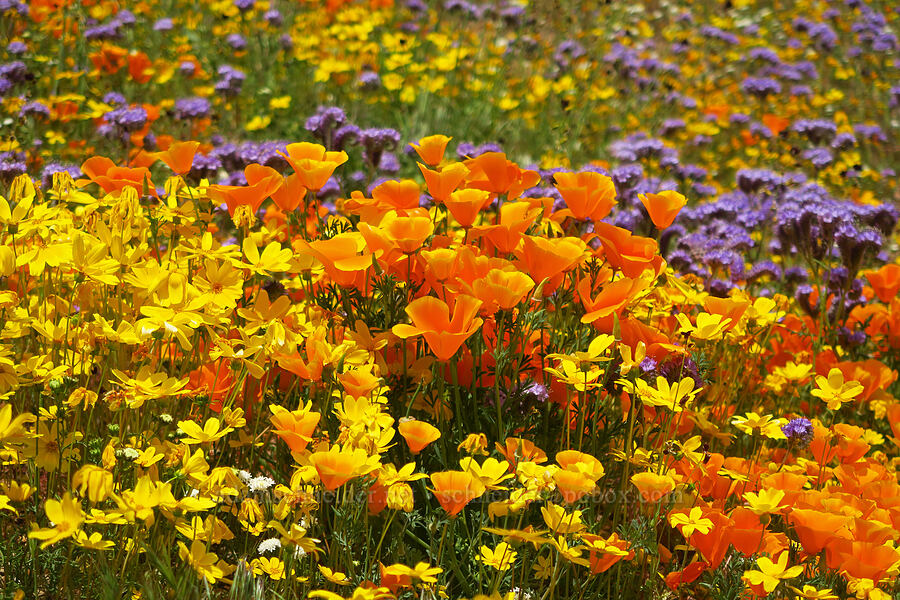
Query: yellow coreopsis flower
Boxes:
[
  {"xmin": 668, "ymin": 507, "xmax": 713, "ymax": 539},
  {"xmin": 177, "ymin": 417, "xmax": 234, "ymax": 445},
  {"xmin": 731, "ymin": 412, "xmax": 787, "ymax": 439},
  {"xmin": 743, "ymin": 488, "xmax": 788, "ymax": 516},
  {"xmin": 811, "ymin": 368, "xmax": 864, "ymax": 410},
  {"xmin": 676, "ymin": 312, "xmax": 731, "ymax": 341},
  {"xmin": 28, "ymin": 493, "xmax": 83, "ymax": 548},
  {"xmin": 742, "ymin": 552, "xmax": 804, "ymax": 594},
  {"xmin": 74, "ymin": 531, "xmax": 115, "ymax": 550},
  {"xmin": 787, "ymin": 584, "xmax": 839, "ymax": 599},
  {"xmin": 318, "ymin": 565, "xmax": 351, "ymax": 586},
  {"xmin": 178, "ymin": 540, "xmax": 225, "ymax": 584},
  {"xmin": 479, "ymin": 542, "xmax": 518, "ymax": 571},
  {"xmin": 252, "ymin": 556, "xmax": 286, "ymax": 580}
]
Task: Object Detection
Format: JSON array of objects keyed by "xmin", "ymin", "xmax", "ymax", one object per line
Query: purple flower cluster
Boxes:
[
  {"xmin": 781, "ymin": 417, "xmax": 813, "ymax": 447},
  {"xmin": 214, "ymin": 65, "xmax": 245, "ymax": 97},
  {"xmin": 0, "ymin": 151, "xmax": 26, "ymax": 183},
  {"xmin": 173, "ymin": 97, "xmax": 212, "ymax": 120},
  {"xmin": 83, "ymin": 9, "xmax": 137, "ymax": 41}
]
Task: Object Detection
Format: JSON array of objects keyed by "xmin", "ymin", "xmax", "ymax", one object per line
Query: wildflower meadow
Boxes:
[{"xmin": 2, "ymin": 0, "xmax": 900, "ymax": 598}]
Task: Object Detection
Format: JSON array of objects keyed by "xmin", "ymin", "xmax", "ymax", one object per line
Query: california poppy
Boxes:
[
  {"xmin": 280, "ymin": 142, "xmax": 348, "ymax": 190},
  {"xmin": 418, "ymin": 162, "xmax": 469, "ymax": 203},
  {"xmin": 309, "ymin": 445, "xmax": 380, "ymax": 490},
  {"xmin": 865, "ymin": 263, "xmax": 900, "ymax": 303},
  {"xmin": 207, "ymin": 164, "xmax": 282, "ymax": 216},
  {"xmin": 151, "ymin": 140, "xmax": 200, "ymax": 175},
  {"xmin": 554, "ymin": 171, "xmax": 617, "ymax": 222},
  {"xmin": 392, "ymin": 295, "xmax": 483, "ymax": 362},
  {"xmin": 80, "ymin": 156, "xmax": 156, "ymax": 197},
  {"xmin": 638, "ymin": 190, "xmax": 688, "ymax": 230},
  {"xmin": 444, "ymin": 188, "xmax": 492, "ymax": 228},
  {"xmin": 398, "ymin": 419, "xmax": 441, "ymax": 454},
  {"xmin": 410, "ymin": 134, "xmax": 451, "ymax": 166},
  {"xmin": 269, "ymin": 404, "xmax": 321, "ymax": 453},
  {"xmin": 429, "ymin": 471, "xmax": 485, "ymax": 516}
]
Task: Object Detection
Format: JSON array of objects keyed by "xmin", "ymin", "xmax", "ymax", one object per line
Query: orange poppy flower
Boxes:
[
  {"xmin": 865, "ymin": 264, "xmax": 900, "ymax": 303},
  {"xmin": 418, "ymin": 162, "xmax": 469, "ymax": 203},
  {"xmin": 468, "ymin": 268, "xmax": 535, "ymax": 313},
  {"xmin": 207, "ymin": 164, "xmax": 282, "ymax": 216},
  {"xmin": 688, "ymin": 509, "xmax": 733, "ymax": 568},
  {"xmin": 151, "ymin": 140, "xmax": 199, "ymax": 175},
  {"xmin": 825, "ymin": 539, "xmax": 900, "ymax": 581},
  {"xmin": 410, "ymin": 134, "xmax": 451, "ymax": 166},
  {"xmin": 553, "ymin": 469, "xmax": 596, "ymax": 504},
  {"xmin": 429, "ymin": 471, "xmax": 485, "ymax": 516},
  {"xmin": 727, "ymin": 507, "xmax": 765, "ymax": 556},
  {"xmin": 89, "ymin": 43, "xmax": 128, "ymax": 74},
  {"xmin": 592, "ymin": 222, "xmax": 665, "ymax": 278},
  {"xmin": 638, "ymin": 190, "xmax": 688, "ymax": 230},
  {"xmin": 373, "ymin": 212, "xmax": 435, "ymax": 254},
  {"xmin": 398, "ymin": 419, "xmax": 441, "ymax": 454},
  {"xmin": 578, "ymin": 275, "xmax": 647, "ymax": 329},
  {"xmin": 554, "ymin": 171, "xmax": 617, "ymax": 222},
  {"xmin": 664, "ymin": 560, "xmax": 708, "ymax": 591},
  {"xmin": 703, "ymin": 296, "xmax": 750, "ymax": 332},
  {"xmin": 630, "ymin": 471, "xmax": 676, "ymax": 502},
  {"xmin": 471, "ymin": 202, "xmax": 541, "ymax": 255},
  {"xmin": 495, "ymin": 437, "xmax": 547, "ymax": 467},
  {"xmin": 392, "ymin": 295, "xmax": 483, "ymax": 362},
  {"xmin": 762, "ymin": 113, "xmax": 791, "ymax": 137},
  {"xmin": 372, "ymin": 179, "xmax": 423, "ymax": 212},
  {"xmin": 513, "ymin": 235, "xmax": 586, "ymax": 289},
  {"xmin": 581, "ymin": 533, "xmax": 634, "ymax": 574},
  {"xmin": 127, "ymin": 51, "xmax": 153, "ymax": 84},
  {"xmin": 309, "ymin": 445, "xmax": 380, "ymax": 491},
  {"xmin": 269, "ymin": 405, "xmax": 321, "ymax": 453},
  {"xmin": 464, "ymin": 152, "xmax": 530, "ymax": 197},
  {"xmin": 556, "ymin": 450, "xmax": 605, "ymax": 481},
  {"xmin": 444, "ymin": 188, "xmax": 492, "ymax": 228},
  {"xmin": 80, "ymin": 156, "xmax": 156, "ymax": 197},
  {"xmin": 269, "ymin": 173, "xmax": 307, "ymax": 212},
  {"xmin": 296, "ymin": 232, "xmax": 373, "ymax": 289},
  {"xmin": 280, "ymin": 142, "xmax": 348, "ymax": 190},
  {"xmin": 421, "ymin": 248, "xmax": 461, "ymax": 290},
  {"xmin": 786, "ymin": 508, "xmax": 851, "ymax": 554},
  {"xmin": 337, "ymin": 367, "xmax": 382, "ymax": 398}
]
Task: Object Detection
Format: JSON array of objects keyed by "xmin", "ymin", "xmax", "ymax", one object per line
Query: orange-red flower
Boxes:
[
  {"xmin": 392, "ymin": 295, "xmax": 483, "ymax": 362},
  {"xmin": 429, "ymin": 470, "xmax": 485, "ymax": 516},
  {"xmin": 554, "ymin": 171, "xmax": 617, "ymax": 222},
  {"xmin": 398, "ymin": 419, "xmax": 441, "ymax": 454},
  {"xmin": 280, "ymin": 142, "xmax": 348, "ymax": 190},
  {"xmin": 269, "ymin": 404, "xmax": 321, "ymax": 453},
  {"xmin": 418, "ymin": 162, "xmax": 469, "ymax": 203},
  {"xmin": 865, "ymin": 263, "xmax": 900, "ymax": 303},
  {"xmin": 592, "ymin": 222, "xmax": 665, "ymax": 278},
  {"xmin": 514, "ymin": 235, "xmax": 586, "ymax": 291},
  {"xmin": 466, "ymin": 268, "xmax": 535, "ymax": 313},
  {"xmin": 464, "ymin": 152, "xmax": 540, "ymax": 199},
  {"xmin": 151, "ymin": 140, "xmax": 199, "ymax": 175},
  {"xmin": 207, "ymin": 164, "xmax": 282, "ymax": 216},
  {"xmin": 639, "ymin": 190, "xmax": 687, "ymax": 229},
  {"xmin": 309, "ymin": 445, "xmax": 380, "ymax": 490},
  {"xmin": 80, "ymin": 156, "xmax": 156, "ymax": 197},
  {"xmin": 444, "ymin": 188, "xmax": 492, "ymax": 228},
  {"xmin": 410, "ymin": 135, "xmax": 451, "ymax": 166}
]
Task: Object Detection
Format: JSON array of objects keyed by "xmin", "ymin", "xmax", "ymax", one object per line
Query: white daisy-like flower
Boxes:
[
  {"xmin": 237, "ymin": 470, "xmax": 252, "ymax": 483},
  {"xmin": 258, "ymin": 538, "xmax": 282, "ymax": 554},
  {"xmin": 294, "ymin": 546, "xmax": 307, "ymax": 559},
  {"xmin": 122, "ymin": 447, "xmax": 140, "ymax": 460},
  {"xmin": 248, "ymin": 476, "xmax": 276, "ymax": 492}
]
